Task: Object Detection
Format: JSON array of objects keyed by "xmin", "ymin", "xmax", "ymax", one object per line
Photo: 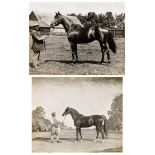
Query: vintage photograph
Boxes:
[
  {"xmin": 29, "ymin": 2, "xmax": 125, "ymax": 75},
  {"xmin": 32, "ymin": 77, "xmax": 123, "ymax": 152}
]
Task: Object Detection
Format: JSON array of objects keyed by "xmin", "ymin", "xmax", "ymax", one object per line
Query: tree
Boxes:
[
  {"xmin": 108, "ymin": 94, "xmax": 123, "ymax": 131},
  {"xmin": 86, "ymin": 12, "xmax": 98, "ymax": 24},
  {"xmin": 67, "ymin": 13, "xmax": 76, "ymax": 16},
  {"xmin": 32, "ymin": 106, "xmax": 47, "ymax": 132}
]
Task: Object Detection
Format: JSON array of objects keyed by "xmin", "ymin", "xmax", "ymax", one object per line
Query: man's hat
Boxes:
[
  {"xmin": 32, "ymin": 23, "xmax": 39, "ymax": 27},
  {"xmin": 51, "ymin": 112, "xmax": 56, "ymax": 116}
]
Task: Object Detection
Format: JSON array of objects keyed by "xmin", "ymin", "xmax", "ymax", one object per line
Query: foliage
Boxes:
[
  {"xmin": 67, "ymin": 12, "xmax": 125, "ymax": 29},
  {"xmin": 108, "ymin": 94, "xmax": 123, "ymax": 131},
  {"xmin": 32, "ymin": 106, "xmax": 52, "ymax": 132},
  {"xmin": 32, "ymin": 106, "xmax": 69, "ymax": 132}
]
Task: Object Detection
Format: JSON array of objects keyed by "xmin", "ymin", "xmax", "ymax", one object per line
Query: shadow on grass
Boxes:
[
  {"xmin": 32, "ymin": 137, "xmax": 116, "ymax": 143},
  {"xmin": 43, "ymin": 59, "xmax": 111, "ymax": 65},
  {"xmin": 102, "ymin": 147, "xmax": 122, "ymax": 152},
  {"xmin": 33, "ymin": 137, "xmax": 75, "ymax": 143}
]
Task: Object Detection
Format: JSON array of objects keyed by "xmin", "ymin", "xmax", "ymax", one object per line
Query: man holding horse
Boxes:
[
  {"xmin": 30, "ymin": 23, "xmax": 47, "ymax": 69},
  {"xmin": 50, "ymin": 112, "xmax": 61, "ymax": 143}
]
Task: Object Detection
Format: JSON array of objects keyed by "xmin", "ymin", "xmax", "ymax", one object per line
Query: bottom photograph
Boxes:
[{"xmin": 32, "ymin": 77, "xmax": 123, "ymax": 152}]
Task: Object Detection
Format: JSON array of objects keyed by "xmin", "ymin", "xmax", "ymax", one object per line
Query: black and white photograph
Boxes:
[
  {"xmin": 32, "ymin": 77, "xmax": 123, "ymax": 152},
  {"xmin": 29, "ymin": 2, "xmax": 125, "ymax": 75}
]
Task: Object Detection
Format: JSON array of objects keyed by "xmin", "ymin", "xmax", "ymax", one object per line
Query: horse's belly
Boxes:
[
  {"xmin": 68, "ymin": 33, "xmax": 95, "ymax": 44},
  {"xmin": 77, "ymin": 38, "xmax": 95, "ymax": 44}
]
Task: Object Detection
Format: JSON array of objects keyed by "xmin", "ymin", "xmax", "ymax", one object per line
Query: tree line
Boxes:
[{"xmin": 68, "ymin": 12, "xmax": 125, "ymax": 29}]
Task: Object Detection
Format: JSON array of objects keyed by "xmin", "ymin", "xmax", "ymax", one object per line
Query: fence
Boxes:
[{"xmin": 109, "ymin": 29, "xmax": 125, "ymax": 38}]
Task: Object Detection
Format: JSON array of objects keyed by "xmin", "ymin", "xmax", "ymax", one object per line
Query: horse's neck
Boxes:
[
  {"xmin": 62, "ymin": 17, "xmax": 74, "ymax": 33},
  {"xmin": 70, "ymin": 109, "xmax": 83, "ymax": 121}
]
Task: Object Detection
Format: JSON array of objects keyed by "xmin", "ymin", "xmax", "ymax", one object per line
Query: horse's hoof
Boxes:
[
  {"xmin": 74, "ymin": 140, "xmax": 77, "ymax": 143},
  {"xmin": 99, "ymin": 61, "xmax": 105, "ymax": 65},
  {"xmin": 80, "ymin": 139, "xmax": 83, "ymax": 142},
  {"xmin": 94, "ymin": 139, "xmax": 98, "ymax": 142},
  {"xmin": 108, "ymin": 60, "xmax": 111, "ymax": 64},
  {"xmin": 102, "ymin": 140, "xmax": 105, "ymax": 143}
]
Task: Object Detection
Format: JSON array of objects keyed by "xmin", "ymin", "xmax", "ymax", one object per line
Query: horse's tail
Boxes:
[
  {"xmin": 101, "ymin": 115, "xmax": 108, "ymax": 136},
  {"xmin": 108, "ymin": 31, "xmax": 117, "ymax": 54},
  {"xmin": 103, "ymin": 118, "xmax": 108, "ymax": 136}
]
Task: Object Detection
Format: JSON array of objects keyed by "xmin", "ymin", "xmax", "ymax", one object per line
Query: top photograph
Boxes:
[{"xmin": 29, "ymin": 2, "xmax": 125, "ymax": 75}]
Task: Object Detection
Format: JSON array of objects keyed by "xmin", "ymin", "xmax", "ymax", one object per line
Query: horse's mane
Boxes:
[
  {"xmin": 63, "ymin": 15, "xmax": 83, "ymax": 27},
  {"xmin": 70, "ymin": 107, "xmax": 85, "ymax": 117}
]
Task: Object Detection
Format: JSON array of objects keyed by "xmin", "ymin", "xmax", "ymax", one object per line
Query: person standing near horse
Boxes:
[
  {"xmin": 50, "ymin": 112, "xmax": 61, "ymax": 143},
  {"xmin": 30, "ymin": 23, "xmax": 46, "ymax": 68}
]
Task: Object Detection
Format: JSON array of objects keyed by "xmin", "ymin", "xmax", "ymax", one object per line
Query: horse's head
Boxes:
[
  {"xmin": 50, "ymin": 11, "xmax": 63, "ymax": 28},
  {"xmin": 62, "ymin": 107, "xmax": 71, "ymax": 116}
]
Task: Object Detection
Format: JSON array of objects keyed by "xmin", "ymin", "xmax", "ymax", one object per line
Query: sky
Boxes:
[
  {"xmin": 29, "ymin": 2, "xmax": 125, "ymax": 15},
  {"xmin": 32, "ymin": 77, "xmax": 122, "ymax": 128}
]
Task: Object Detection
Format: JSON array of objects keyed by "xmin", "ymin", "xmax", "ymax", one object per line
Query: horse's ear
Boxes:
[
  {"xmin": 58, "ymin": 11, "xmax": 61, "ymax": 15},
  {"xmin": 55, "ymin": 12, "xmax": 57, "ymax": 15}
]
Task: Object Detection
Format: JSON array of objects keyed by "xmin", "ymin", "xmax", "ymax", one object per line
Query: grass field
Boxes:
[
  {"xmin": 29, "ymin": 36, "xmax": 125, "ymax": 75},
  {"xmin": 32, "ymin": 129, "xmax": 122, "ymax": 152}
]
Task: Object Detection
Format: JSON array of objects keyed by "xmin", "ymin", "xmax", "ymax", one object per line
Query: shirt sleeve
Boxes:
[
  {"xmin": 51, "ymin": 118, "xmax": 56, "ymax": 126},
  {"xmin": 31, "ymin": 30, "xmax": 44, "ymax": 41}
]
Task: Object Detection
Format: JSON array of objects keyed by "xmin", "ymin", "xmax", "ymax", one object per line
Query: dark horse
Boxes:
[
  {"xmin": 62, "ymin": 107, "xmax": 108, "ymax": 143},
  {"xmin": 50, "ymin": 12, "xmax": 116, "ymax": 64}
]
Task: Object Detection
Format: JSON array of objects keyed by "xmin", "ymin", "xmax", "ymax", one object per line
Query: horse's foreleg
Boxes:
[
  {"xmin": 75, "ymin": 49, "xmax": 79, "ymax": 62},
  {"xmin": 76, "ymin": 127, "xmax": 79, "ymax": 141},
  {"xmin": 70, "ymin": 42, "xmax": 77, "ymax": 63}
]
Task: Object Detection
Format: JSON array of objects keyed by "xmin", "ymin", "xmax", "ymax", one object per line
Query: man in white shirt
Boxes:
[{"xmin": 50, "ymin": 112, "xmax": 61, "ymax": 143}]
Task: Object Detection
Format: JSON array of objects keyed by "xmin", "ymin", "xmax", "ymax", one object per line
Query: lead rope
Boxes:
[
  {"xmin": 50, "ymin": 27, "xmax": 55, "ymax": 33},
  {"xmin": 61, "ymin": 115, "xmax": 66, "ymax": 124}
]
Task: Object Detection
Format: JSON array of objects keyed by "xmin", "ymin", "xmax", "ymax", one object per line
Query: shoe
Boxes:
[
  {"xmin": 57, "ymin": 140, "xmax": 61, "ymax": 143},
  {"xmin": 34, "ymin": 65, "xmax": 39, "ymax": 69}
]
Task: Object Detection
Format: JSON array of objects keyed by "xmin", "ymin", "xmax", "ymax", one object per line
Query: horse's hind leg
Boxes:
[
  {"xmin": 94, "ymin": 127, "xmax": 99, "ymax": 142},
  {"xmin": 99, "ymin": 128, "xmax": 105, "ymax": 143},
  {"xmin": 106, "ymin": 43, "xmax": 111, "ymax": 63},
  {"xmin": 70, "ymin": 42, "xmax": 78, "ymax": 63},
  {"xmin": 99, "ymin": 42, "xmax": 106, "ymax": 64}
]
